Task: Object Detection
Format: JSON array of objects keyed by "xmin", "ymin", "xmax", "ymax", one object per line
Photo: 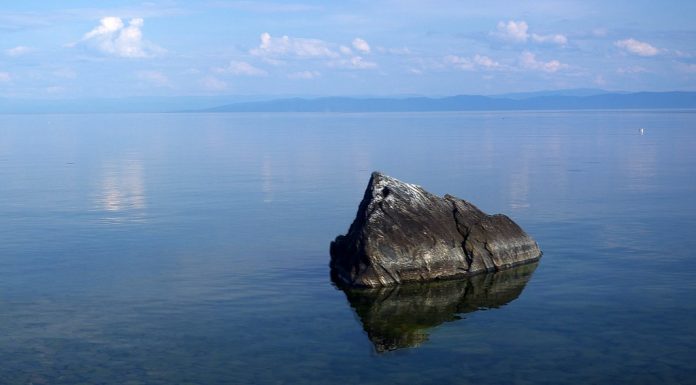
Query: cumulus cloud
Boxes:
[
  {"xmin": 137, "ymin": 70, "xmax": 171, "ymax": 87},
  {"xmin": 329, "ymin": 56, "xmax": 377, "ymax": 69},
  {"xmin": 615, "ymin": 38, "xmax": 659, "ymax": 57},
  {"xmin": 444, "ymin": 55, "xmax": 474, "ymax": 70},
  {"xmin": 473, "ymin": 54, "xmax": 501, "ymax": 69},
  {"xmin": 250, "ymin": 32, "xmax": 337, "ymax": 58},
  {"xmin": 444, "ymin": 54, "xmax": 501, "ymax": 71},
  {"xmin": 531, "ymin": 33, "xmax": 567, "ymax": 45},
  {"xmin": 215, "ymin": 60, "xmax": 267, "ymax": 76},
  {"xmin": 5, "ymin": 46, "xmax": 32, "ymax": 57},
  {"xmin": 348, "ymin": 56, "xmax": 377, "ymax": 69},
  {"xmin": 249, "ymin": 33, "xmax": 378, "ymax": 70},
  {"xmin": 494, "ymin": 20, "xmax": 567, "ymax": 45},
  {"xmin": 352, "ymin": 38, "xmax": 370, "ymax": 54},
  {"xmin": 288, "ymin": 70, "xmax": 320, "ymax": 79},
  {"xmin": 77, "ymin": 17, "xmax": 162, "ymax": 58},
  {"xmin": 494, "ymin": 20, "xmax": 529, "ymax": 42},
  {"xmin": 519, "ymin": 51, "xmax": 566, "ymax": 72}
]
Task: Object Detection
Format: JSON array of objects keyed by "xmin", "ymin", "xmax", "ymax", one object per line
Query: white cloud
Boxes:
[
  {"xmin": 84, "ymin": 16, "xmax": 124, "ymax": 39},
  {"xmin": 675, "ymin": 50, "xmax": 693, "ymax": 58},
  {"xmin": 329, "ymin": 56, "xmax": 377, "ymax": 69},
  {"xmin": 519, "ymin": 51, "xmax": 566, "ymax": 72},
  {"xmin": 352, "ymin": 38, "xmax": 370, "ymax": 54},
  {"xmin": 494, "ymin": 20, "xmax": 567, "ymax": 45},
  {"xmin": 77, "ymin": 17, "xmax": 162, "ymax": 58},
  {"xmin": 288, "ymin": 70, "xmax": 320, "ymax": 79},
  {"xmin": 339, "ymin": 45, "xmax": 352, "ymax": 55},
  {"xmin": 617, "ymin": 66, "xmax": 648, "ymax": 74},
  {"xmin": 137, "ymin": 70, "xmax": 171, "ymax": 87},
  {"xmin": 249, "ymin": 33, "xmax": 378, "ymax": 71},
  {"xmin": 250, "ymin": 32, "xmax": 337, "ymax": 58},
  {"xmin": 494, "ymin": 20, "xmax": 529, "ymax": 43},
  {"xmin": 473, "ymin": 54, "xmax": 500, "ymax": 69},
  {"xmin": 5, "ymin": 46, "xmax": 32, "ymax": 57},
  {"xmin": 615, "ymin": 38, "xmax": 659, "ymax": 57},
  {"xmin": 349, "ymin": 56, "xmax": 377, "ymax": 69},
  {"xmin": 0, "ymin": 72, "xmax": 10, "ymax": 82},
  {"xmin": 531, "ymin": 33, "xmax": 567, "ymax": 45},
  {"xmin": 215, "ymin": 60, "xmax": 267, "ymax": 76},
  {"xmin": 444, "ymin": 55, "xmax": 474, "ymax": 70},
  {"xmin": 445, "ymin": 54, "xmax": 502, "ymax": 71},
  {"xmin": 201, "ymin": 76, "xmax": 228, "ymax": 91},
  {"xmin": 377, "ymin": 46, "xmax": 412, "ymax": 55}
]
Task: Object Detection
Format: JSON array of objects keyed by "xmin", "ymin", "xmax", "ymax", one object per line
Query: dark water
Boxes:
[{"xmin": 1, "ymin": 111, "xmax": 695, "ymax": 384}]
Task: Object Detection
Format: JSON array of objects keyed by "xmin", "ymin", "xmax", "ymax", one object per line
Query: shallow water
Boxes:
[{"xmin": 1, "ymin": 111, "xmax": 695, "ymax": 384}]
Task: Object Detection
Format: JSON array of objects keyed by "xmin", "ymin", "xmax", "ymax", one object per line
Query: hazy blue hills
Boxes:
[
  {"xmin": 204, "ymin": 92, "xmax": 696, "ymax": 112},
  {"xmin": 1, "ymin": 90, "xmax": 695, "ymax": 113},
  {"xmin": 491, "ymin": 88, "xmax": 615, "ymax": 99},
  {"xmin": 0, "ymin": 95, "xmax": 271, "ymax": 114}
]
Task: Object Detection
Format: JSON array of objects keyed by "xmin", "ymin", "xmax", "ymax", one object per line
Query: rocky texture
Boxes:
[
  {"xmin": 330, "ymin": 172, "xmax": 541, "ymax": 287},
  {"xmin": 339, "ymin": 262, "xmax": 538, "ymax": 352}
]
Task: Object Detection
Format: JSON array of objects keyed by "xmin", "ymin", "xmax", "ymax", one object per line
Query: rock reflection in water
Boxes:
[{"xmin": 337, "ymin": 262, "xmax": 538, "ymax": 352}]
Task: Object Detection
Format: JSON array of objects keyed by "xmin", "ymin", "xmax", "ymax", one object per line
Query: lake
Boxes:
[{"xmin": 1, "ymin": 111, "xmax": 695, "ymax": 384}]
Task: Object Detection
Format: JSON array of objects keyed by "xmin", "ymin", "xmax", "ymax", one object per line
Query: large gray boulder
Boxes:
[{"xmin": 330, "ymin": 172, "xmax": 541, "ymax": 287}]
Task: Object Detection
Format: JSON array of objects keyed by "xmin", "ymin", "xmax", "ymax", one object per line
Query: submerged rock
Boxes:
[
  {"xmin": 330, "ymin": 172, "xmax": 541, "ymax": 287},
  {"xmin": 339, "ymin": 262, "xmax": 538, "ymax": 352}
]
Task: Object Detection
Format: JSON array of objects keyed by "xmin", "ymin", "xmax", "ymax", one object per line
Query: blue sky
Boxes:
[{"xmin": 1, "ymin": 0, "xmax": 695, "ymax": 98}]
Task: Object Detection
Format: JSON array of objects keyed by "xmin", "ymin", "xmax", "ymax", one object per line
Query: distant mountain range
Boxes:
[
  {"xmin": 0, "ymin": 95, "xmax": 271, "ymax": 114},
  {"xmin": 1, "ymin": 90, "xmax": 695, "ymax": 113},
  {"xmin": 490, "ymin": 88, "xmax": 619, "ymax": 99},
  {"xmin": 203, "ymin": 91, "xmax": 696, "ymax": 113}
]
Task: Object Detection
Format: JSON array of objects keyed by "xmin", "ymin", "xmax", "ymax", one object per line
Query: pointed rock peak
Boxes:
[{"xmin": 331, "ymin": 172, "xmax": 542, "ymax": 287}]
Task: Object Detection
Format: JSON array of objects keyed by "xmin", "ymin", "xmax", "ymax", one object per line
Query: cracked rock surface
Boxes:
[{"xmin": 330, "ymin": 172, "xmax": 541, "ymax": 287}]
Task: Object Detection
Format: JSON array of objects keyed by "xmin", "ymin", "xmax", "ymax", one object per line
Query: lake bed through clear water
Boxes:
[{"xmin": 1, "ymin": 111, "xmax": 695, "ymax": 384}]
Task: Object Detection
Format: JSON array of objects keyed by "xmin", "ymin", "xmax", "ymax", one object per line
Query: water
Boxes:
[{"xmin": 0, "ymin": 111, "xmax": 695, "ymax": 384}]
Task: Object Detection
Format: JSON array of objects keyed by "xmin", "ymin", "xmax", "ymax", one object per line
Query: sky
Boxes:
[{"xmin": 1, "ymin": 0, "xmax": 695, "ymax": 99}]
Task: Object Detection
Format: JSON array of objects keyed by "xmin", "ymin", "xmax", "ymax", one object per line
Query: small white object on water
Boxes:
[{"xmin": 639, "ymin": 128, "xmax": 645, "ymax": 135}]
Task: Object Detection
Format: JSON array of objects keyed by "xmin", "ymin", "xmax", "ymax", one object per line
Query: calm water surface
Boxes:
[{"xmin": 0, "ymin": 111, "xmax": 695, "ymax": 384}]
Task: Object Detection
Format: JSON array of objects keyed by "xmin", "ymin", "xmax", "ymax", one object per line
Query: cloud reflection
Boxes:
[
  {"xmin": 623, "ymin": 139, "xmax": 657, "ymax": 193},
  {"xmin": 96, "ymin": 159, "xmax": 147, "ymax": 223},
  {"xmin": 261, "ymin": 155, "xmax": 274, "ymax": 203},
  {"xmin": 508, "ymin": 143, "xmax": 532, "ymax": 210}
]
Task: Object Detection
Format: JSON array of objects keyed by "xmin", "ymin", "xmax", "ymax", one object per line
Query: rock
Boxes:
[
  {"xmin": 330, "ymin": 172, "xmax": 541, "ymax": 287},
  {"xmin": 338, "ymin": 262, "xmax": 538, "ymax": 352}
]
